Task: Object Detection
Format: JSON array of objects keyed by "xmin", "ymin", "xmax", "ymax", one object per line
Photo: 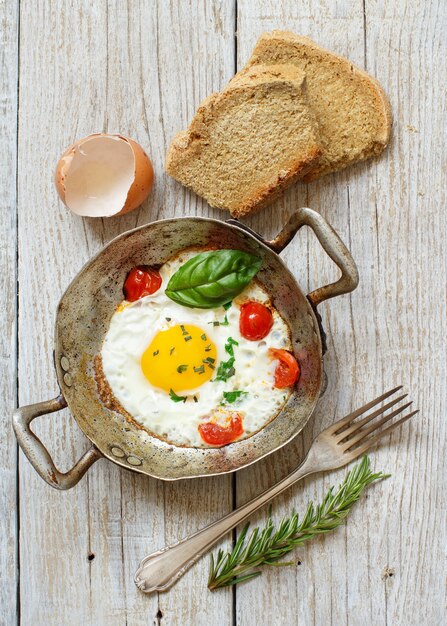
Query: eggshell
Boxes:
[
  {"xmin": 54, "ymin": 133, "xmax": 154, "ymax": 217},
  {"xmin": 121, "ymin": 138, "xmax": 154, "ymax": 214}
]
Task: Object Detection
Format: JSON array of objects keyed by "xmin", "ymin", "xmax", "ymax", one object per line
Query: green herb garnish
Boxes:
[
  {"xmin": 225, "ymin": 336, "xmax": 238, "ymax": 355},
  {"xmin": 194, "ymin": 365, "xmax": 205, "ymax": 374},
  {"xmin": 165, "ymin": 317, "xmax": 171, "ymax": 322},
  {"xmin": 169, "ymin": 389, "xmax": 187, "ymax": 403},
  {"xmin": 205, "ymin": 345, "xmax": 212, "ymax": 352},
  {"xmin": 153, "ymin": 350, "xmax": 159, "ymax": 356},
  {"xmin": 208, "ymin": 456, "xmax": 388, "ymax": 590},
  {"xmin": 214, "ymin": 337, "xmax": 238, "ymax": 382},
  {"xmin": 201, "ymin": 333, "xmax": 207, "ymax": 341},
  {"xmin": 223, "ymin": 301, "xmax": 232, "ymax": 310},
  {"xmin": 177, "ymin": 364, "xmax": 188, "ymax": 373},
  {"xmin": 209, "ymin": 315, "xmax": 229, "ymax": 327},
  {"xmin": 170, "ymin": 347, "xmax": 175, "ymax": 356},
  {"xmin": 180, "ymin": 324, "xmax": 188, "ymax": 335},
  {"xmin": 165, "ymin": 250, "xmax": 262, "ymax": 309},
  {"xmin": 184, "ymin": 336, "xmax": 192, "ymax": 342},
  {"xmin": 222, "ymin": 390, "xmax": 248, "ymax": 404}
]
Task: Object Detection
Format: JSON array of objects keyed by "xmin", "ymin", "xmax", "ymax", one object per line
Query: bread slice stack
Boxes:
[{"xmin": 166, "ymin": 31, "xmax": 392, "ymax": 217}]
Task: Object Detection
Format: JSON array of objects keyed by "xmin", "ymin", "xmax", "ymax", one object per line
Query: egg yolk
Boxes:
[{"xmin": 141, "ymin": 324, "xmax": 217, "ymax": 392}]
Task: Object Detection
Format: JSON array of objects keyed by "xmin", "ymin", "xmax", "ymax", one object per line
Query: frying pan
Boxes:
[{"xmin": 13, "ymin": 208, "xmax": 358, "ymax": 489}]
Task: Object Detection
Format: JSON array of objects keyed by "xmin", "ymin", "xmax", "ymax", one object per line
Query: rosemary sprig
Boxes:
[{"xmin": 208, "ymin": 456, "xmax": 388, "ymax": 590}]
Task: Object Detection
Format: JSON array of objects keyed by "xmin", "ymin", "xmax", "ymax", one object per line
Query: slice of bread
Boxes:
[
  {"xmin": 165, "ymin": 65, "xmax": 321, "ymax": 217},
  {"xmin": 244, "ymin": 31, "xmax": 392, "ymax": 181}
]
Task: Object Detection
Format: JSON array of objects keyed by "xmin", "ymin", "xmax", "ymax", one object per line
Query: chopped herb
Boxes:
[
  {"xmin": 170, "ymin": 347, "xmax": 175, "ymax": 356},
  {"xmin": 180, "ymin": 324, "xmax": 188, "ymax": 335},
  {"xmin": 214, "ymin": 337, "xmax": 238, "ymax": 382},
  {"xmin": 193, "ymin": 396, "xmax": 198, "ymax": 403},
  {"xmin": 209, "ymin": 315, "xmax": 229, "ymax": 327},
  {"xmin": 169, "ymin": 389, "xmax": 187, "ymax": 403},
  {"xmin": 201, "ymin": 333, "xmax": 207, "ymax": 341},
  {"xmin": 184, "ymin": 335, "xmax": 192, "ymax": 342},
  {"xmin": 177, "ymin": 364, "xmax": 188, "ymax": 373},
  {"xmin": 194, "ymin": 365, "xmax": 205, "ymax": 374},
  {"xmin": 203, "ymin": 357, "xmax": 215, "ymax": 364},
  {"xmin": 205, "ymin": 345, "xmax": 212, "ymax": 352},
  {"xmin": 153, "ymin": 350, "xmax": 159, "ymax": 356},
  {"xmin": 223, "ymin": 301, "xmax": 232, "ymax": 310},
  {"xmin": 222, "ymin": 390, "xmax": 248, "ymax": 404},
  {"xmin": 226, "ymin": 365, "xmax": 236, "ymax": 378},
  {"xmin": 165, "ymin": 317, "xmax": 171, "ymax": 322},
  {"xmin": 225, "ymin": 336, "xmax": 238, "ymax": 357}
]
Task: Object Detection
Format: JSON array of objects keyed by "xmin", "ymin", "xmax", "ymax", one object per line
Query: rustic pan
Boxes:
[{"xmin": 13, "ymin": 208, "xmax": 358, "ymax": 489}]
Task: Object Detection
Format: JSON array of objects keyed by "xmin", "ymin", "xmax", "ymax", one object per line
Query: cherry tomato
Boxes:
[
  {"xmin": 124, "ymin": 266, "xmax": 162, "ymax": 301},
  {"xmin": 269, "ymin": 348, "xmax": 300, "ymax": 388},
  {"xmin": 239, "ymin": 301, "xmax": 274, "ymax": 341},
  {"xmin": 198, "ymin": 414, "xmax": 244, "ymax": 446}
]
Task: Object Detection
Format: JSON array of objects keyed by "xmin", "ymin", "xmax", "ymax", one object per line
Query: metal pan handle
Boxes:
[
  {"xmin": 13, "ymin": 396, "xmax": 102, "ymax": 490},
  {"xmin": 267, "ymin": 207, "xmax": 359, "ymax": 307}
]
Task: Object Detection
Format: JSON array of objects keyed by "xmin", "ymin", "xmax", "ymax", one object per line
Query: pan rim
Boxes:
[{"xmin": 54, "ymin": 215, "xmax": 323, "ymax": 480}]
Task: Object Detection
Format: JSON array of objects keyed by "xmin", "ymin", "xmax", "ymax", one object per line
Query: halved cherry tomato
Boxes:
[
  {"xmin": 124, "ymin": 266, "xmax": 162, "ymax": 301},
  {"xmin": 239, "ymin": 301, "xmax": 274, "ymax": 341},
  {"xmin": 198, "ymin": 414, "xmax": 244, "ymax": 446},
  {"xmin": 269, "ymin": 348, "xmax": 300, "ymax": 388}
]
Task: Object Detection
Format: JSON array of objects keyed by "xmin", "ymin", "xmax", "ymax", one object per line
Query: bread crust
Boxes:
[
  {"xmin": 165, "ymin": 65, "xmax": 322, "ymax": 216},
  {"xmin": 229, "ymin": 146, "xmax": 321, "ymax": 218},
  {"xmin": 246, "ymin": 31, "xmax": 392, "ymax": 180},
  {"xmin": 165, "ymin": 32, "xmax": 392, "ymax": 213}
]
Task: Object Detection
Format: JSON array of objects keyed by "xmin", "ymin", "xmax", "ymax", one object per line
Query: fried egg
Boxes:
[{"xmin": 100, "ymin": 249, "xmax": 293, "ymax": 447}]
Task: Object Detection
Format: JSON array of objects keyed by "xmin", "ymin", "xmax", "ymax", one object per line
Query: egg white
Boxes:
[{"xmin": 100, "ymin": 249, "xmax": 293, "ymax": 447}]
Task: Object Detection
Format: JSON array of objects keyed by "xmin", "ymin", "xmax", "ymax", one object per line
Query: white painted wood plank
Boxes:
[
  {"xmin": 17, "ymin": 2, "xmax": 114, "ymax": 624},
  {"xmin": 362, "ymin": 2, "xmax": 446, "ymax": 624},
  {"xmin": 84, "ymin": 2, "xmax": 235, "ymax": 624},
  {"xmin": 235, "ymin": 1, "xmax": 446, "ymax": 625},
  {"xmin": 235, "ymin": 5, "xmax": 367, "ymax": 626},
  {"xmin": 0, "ymin": 1, "xmax": 18, "ymax": 624},
  {"xmin": 140, "ymin": 2, "xmax": 236, "ymax": 624},
  {"xmin": 17, "ymin": 1, "xmax": 235, "ymax": 625}
]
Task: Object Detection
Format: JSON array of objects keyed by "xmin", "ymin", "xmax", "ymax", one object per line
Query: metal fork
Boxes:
[{"xmin": 134, "ymin": 387, "xmax": 417, "ymax": 593}]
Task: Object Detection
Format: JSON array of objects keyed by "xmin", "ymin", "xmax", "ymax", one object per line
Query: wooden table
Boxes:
[{"xmin": 2, "ymin": 1, "xmax": 445, "ymax": 624}]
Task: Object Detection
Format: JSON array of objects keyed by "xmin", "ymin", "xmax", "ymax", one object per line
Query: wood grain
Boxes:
[
  {"xmin": 0, "ymin": 1, "xmax": 18, "ymax": 624},
  {"xmin": 235, "ymin": 1, "xmax": 447, "ymax": 625},
  {"xmin": 17, "ymin": 3, "xmax": 110, "ymax": 624},
  {"xmin": 6, "ymin": 0, "xmax": 446, "ymax": 624},
  {"xmin": 16, "ymin": 1, "xmax": 234, "ymax": 625}
]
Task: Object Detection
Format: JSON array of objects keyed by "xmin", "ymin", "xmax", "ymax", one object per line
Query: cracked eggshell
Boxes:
[{"xmin": 55, "ymin": 133, "xmax": 154, "ymax": 217}]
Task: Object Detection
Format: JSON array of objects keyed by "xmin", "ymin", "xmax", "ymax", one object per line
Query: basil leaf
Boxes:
[{"xmin": 165, "ymin": 250, "xmax": 262, "ymax": 309}]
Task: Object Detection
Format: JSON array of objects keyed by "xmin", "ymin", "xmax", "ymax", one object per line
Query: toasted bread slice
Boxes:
[
  {"xmin": 244, "ymin": 31, "xmax": 392, "ymax": 181},
  {"xmin": 165, "ymin": 65, "xmax": 321, "ymax": 217}
]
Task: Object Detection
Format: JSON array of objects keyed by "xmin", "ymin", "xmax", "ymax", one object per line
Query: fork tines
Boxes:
[{"xmin": 330, "ymin": 386, "xmax": 418, "ymax": 456}]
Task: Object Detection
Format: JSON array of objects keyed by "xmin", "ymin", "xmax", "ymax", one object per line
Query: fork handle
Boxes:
[{"xmin": 134, "ymin": 457, "xmax": 315, "ymax": 593}]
